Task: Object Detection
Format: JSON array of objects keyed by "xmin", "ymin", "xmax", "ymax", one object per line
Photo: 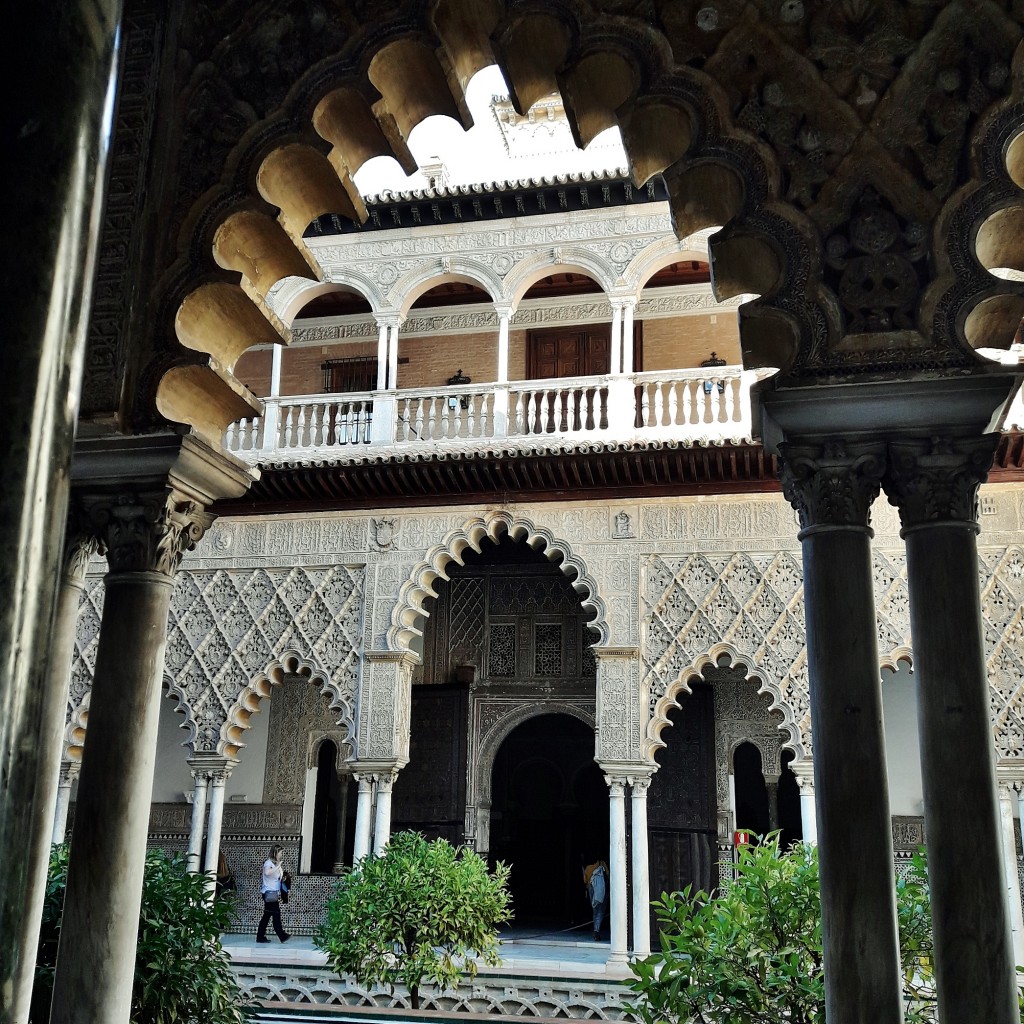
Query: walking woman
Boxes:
[{"xmin": 256, "ymin": 844, "xmax": 291, "ymax": 943}]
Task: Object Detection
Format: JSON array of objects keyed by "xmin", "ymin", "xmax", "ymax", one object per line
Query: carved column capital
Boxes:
[
  {"xmin": 58, "ymin": 760, "xmax": 80, "ymax": 787},
  {"xmin": 604, "ymin": 775, "xmax": 627, "ymax": 795},
  {"xmin": 62, "ymin": 505, "xmax": 105, "ymax": 584},
  {"xmin": 82, "ymin": 488, "xmax": 213, "ymax": 577},
  {"xmin": 884, "ymin": 434, "xmax": 999, "ymax": 533},
  {"xmin": 778, "ymin": 439, "xmax": 886, "ymax": 534}
]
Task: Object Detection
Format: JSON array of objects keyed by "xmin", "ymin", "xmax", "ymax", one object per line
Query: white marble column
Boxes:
[
  {"xmin": 606, "ymin": 776, "xmax": 629, "ymax": 963},
  {"xmin": 998, "ymin": 783, "xmax": 1024, "ymax": 968},
  {"xmin": 203, "ymin": 767, "xmax": 231, "ymax": 896},
  {"xmin": 609, "ymin": 301, "xmax": 624, "ymax": 375},
  {"xmin": 621, "ymin": 299, "xmax": 636, "ymax": 374},
  {"xmin": 629, "ymin": 774, "xmax": 653, "ymax": 958},
  {"xmin": 185, "ymin": 767, "xmax": 210, "ymax": 873},
  {"xmin": 52, "ymin": 762, "xmax": 79, "ymax": 845},
  {"xmin": 352, "ymin": 773, "xmax": 374, "ymax": 862},
  {"xmin": 373, "ymin": 771, "xmax": 397, "ymax": 855},
  {"xmin": 496, "ymin": 307, "xmax": 511, "ymax": 383},
  {"xmin": 387, "ymin": 321, "xmax": 401, "ymax": 390},
  {"xmin": 263, "ymin": 343, "xmax": 284, "ymax": 445},
  {"xmin": 375, "ymin": 320, "xmax": 389, "ymax": 390},
  {"xmin": 792, "ymin": 763, "xmax": 817, "ymax": 844}
]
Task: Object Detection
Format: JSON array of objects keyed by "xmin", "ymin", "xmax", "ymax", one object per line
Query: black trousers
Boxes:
[{"xmin": 257, "ymin": 894, "xmax": 286, "ymax": 939}]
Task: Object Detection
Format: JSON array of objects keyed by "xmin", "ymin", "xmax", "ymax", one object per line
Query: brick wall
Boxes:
[{"xmin": 232, "ymin": 313, "xmax": 742, "ymax": 398}]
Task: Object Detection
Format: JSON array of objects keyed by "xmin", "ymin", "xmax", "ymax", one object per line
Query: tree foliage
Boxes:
[
  {"xmin": 315, "ymin": 831, "xmax": 512, "ymax": 1008},
  {"xmin": 33, "ymin": 845, "xmax": 251, "ymax": 1024},
  {"xmin": 628, "ymin": 836, "xmax": 939, "ymax": 1024}
]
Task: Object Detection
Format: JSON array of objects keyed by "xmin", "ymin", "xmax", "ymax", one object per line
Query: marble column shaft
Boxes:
[
  {"xmin": 373, "ymin": 773, "xmax": 396, "ymax": 855},
  {"xmin": 629, "ymin": 776, "xmax": 652, "ymax": 958},
  {"xmin": 50, "ymin": 569, "xmax": 175, "ymax": 1023},
  {"xmin": 607, "ymin": 777, "xmax": 629, "ymax": 963},
  {"xmin": 1, "ymin": 0, "xmax": 121, "ymax": 1002},
  {"xmin": 52, "ymin": 763, "xmax": 79, "ymax": 846},
  {"xmin": 50, "ymin": 491, "xmax": 214, "ymax": 1024},
  {"xmin": 187, "ymin": 771, "xmax": 210, "ymax": 873},
  {"xmin": 353, "ymin": 775, "xmax": 374, "ymax": 862},
  {"xmin": 886, "ymin": 435, "xmax": 1017, "ymax": 1024},
  {"xmin": 204, "ymin": 773, "xmax": 228, "ymax": 896},
  {"xmin": 780, "ymin": 441, "xmax": 903, "ymax": 1024}
]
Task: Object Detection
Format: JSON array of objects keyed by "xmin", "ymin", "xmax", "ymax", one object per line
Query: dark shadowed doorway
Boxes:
[{"xmin": 489, "ymin": 713, "xmax": 607, "ymax": 932}]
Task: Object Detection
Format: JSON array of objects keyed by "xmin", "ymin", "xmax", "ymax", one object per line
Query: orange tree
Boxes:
[
  {"xmin": 628, "ymin": 836, "xmax": 939, "ymax": 1024},
  {"xmin": 316, "ymin": 831, "xmax": 511, "ymax": 1009}
]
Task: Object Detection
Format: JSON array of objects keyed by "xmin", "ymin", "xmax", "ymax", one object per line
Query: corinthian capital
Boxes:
[
  {"xmin": 778, "ymin": 439, "xmax": 886, "ymax": 532},
  {"xmin": 83, "ymin": 489, "xmax": 214, "ymax": 577},
  {"xmin": 884, "ymin": 435, "xmax": 999, "ymax": 530}
]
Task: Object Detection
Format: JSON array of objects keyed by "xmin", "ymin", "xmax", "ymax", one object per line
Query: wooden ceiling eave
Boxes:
[{"xmin": 211, "ymin": 434, "xmax": 1024, "ymax": 517}]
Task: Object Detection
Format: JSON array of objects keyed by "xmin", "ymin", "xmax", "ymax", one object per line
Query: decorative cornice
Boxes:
[
  {"xmin": 884, "ymin": 435, "xmax": 1000, "ymax": 532},
  {"xmin": 83, "ymin": 489, "xmax": 214, "ymax": 577},
  {"xmin": 778, "ymin": 439, "xmax": 886, "ymax": 533}
]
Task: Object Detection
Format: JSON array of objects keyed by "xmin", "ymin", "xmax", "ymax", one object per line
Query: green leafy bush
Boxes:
[
  {"xmin": 33, "ymin": 845, "xmax": 251, "ymax": 1024},
  {"xmin": 315, "ymin": 831, "xmax": 512, "ymax": 1008},
  {"xmin": 628, "ymin": 835, "xmax": 937, "ymax": 1024}
]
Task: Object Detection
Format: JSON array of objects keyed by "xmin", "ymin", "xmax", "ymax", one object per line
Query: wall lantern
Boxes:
[
  {"xmin": 700, "ymin": 351, "xmax": 727, "ymax": 394},
  {"xmin": 447, "ymin": 368, "xmax": 472, "ymax": 409}
]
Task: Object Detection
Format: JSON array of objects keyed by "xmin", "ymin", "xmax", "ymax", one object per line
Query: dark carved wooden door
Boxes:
[
  {"xmin": 390, "ymin": 684, "xmax": 469, "ymax": 845},
  {"xmin": 647, "ymin": 685, "xmax": 717, "ymax": 914}
]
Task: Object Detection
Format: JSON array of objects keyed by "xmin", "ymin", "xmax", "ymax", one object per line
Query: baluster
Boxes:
[
  {"xmin": 246, "ymin": 417, "xmax": 259, "ymax": 451},
  {"xmin": 309, "ymin": 406, "xmax": 321, "ymax": 447},
  {"xmin": 667, "ymin": 382, "xmax": 680, "ymax": 426},
  {"xmin": 678, "ymin": 383, "xmax": 692, "ymax": 425},
  {"xmin": 225, "ymin": 421, "xmax": 238, "ymax": 451},
  {"xmin": 467, "ymin": 395, "xmax": 477, "ymax": 437},
  {"xmin": 283, "ymin": 407, "xmax": 295, "ymax": 448},
  {"xmin": 701, "ymin": 382, "xmax": 713, "ymax": 424},
  {"xmin": 331, "ymin": 404, "xmax": 342, "ymax": 445},
  {"xmin": 653, "ymin": 380, "xmax": 666, "ymax": 426},
  {"xmin": 724, "ymin": 377, "xmax": 737, "ymax": 422},
  {"xmin": 318, "ymin": 404, "xmax": 329, "ymax": 445},
  {"xmin": 410, "ymin": 397, "xmax": 423, "ymax": 441},
  {"xmin": 639, "ymin": 383, "xmax": 651, "ymax": 427},
  {"xmin": 580, "ymin": 388, "xmax": 592, "ymax": 432},
  {"xmin": 514, "ymin": 391, "xmax": 526, "ymax": 434},
  {"xmin": 293, "ymin": 406, "xmax": 305, "ymax": 446}
]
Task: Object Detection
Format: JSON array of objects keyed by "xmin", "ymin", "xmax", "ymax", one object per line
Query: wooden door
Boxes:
[{"xmin": 647, "ymin": 684, "xmax": 718, "ymax": 916}]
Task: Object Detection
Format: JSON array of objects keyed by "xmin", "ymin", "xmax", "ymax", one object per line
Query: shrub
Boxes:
[
  {"xmin": 628, "ymin": 835, "xmax": 937, "ymax": 1024},
  {"xmin": 315, "ymin": 831, "xmax": 512, "ymax": 1008},
  {"xmin": 33, "ymin": 845, "xmax": 251, "ymax": 1024}
]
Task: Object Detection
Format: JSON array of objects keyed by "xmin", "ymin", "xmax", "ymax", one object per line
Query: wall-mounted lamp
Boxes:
[
  {"xmin": 447, "ymin": 368, "xmax": 472, "ymax": 409},
  {"xmin": 700, "ymin": 352, "xmax": 727, "ymax": 394}
]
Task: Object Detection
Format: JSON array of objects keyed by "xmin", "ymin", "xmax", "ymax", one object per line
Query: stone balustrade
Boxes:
[{"xmin": 225, "ymin": 365, "xmax": 759, "ymax": 463}]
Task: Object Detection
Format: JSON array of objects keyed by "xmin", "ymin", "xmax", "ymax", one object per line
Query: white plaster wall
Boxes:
[
  {"xmin": 882, "ymin": 662, "xmax": 924, "ymax": 816},
  {"xmin": 148, "ymin": 691, "xmax": 273, "ymax": 804},
  {"xmin": 150, "ymin": 693, "xmax": 194, "ymax": 802},
  {"xmin": 225, "ymin": 698, "xmax": 271, "ymax": 803}
]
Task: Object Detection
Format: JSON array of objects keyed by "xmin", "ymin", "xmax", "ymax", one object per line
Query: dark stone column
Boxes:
[
  {"xmin": 49, "ymin": 490, "xmax": 212, "ymax": 1024},
  {"xmin": 885, "ymin": 435, "xmax": 1018, "ymax": 1024},
  {"xmin": 1, "ymin": 3, "xmax": 122, "ymax": 1018},
  {"xmin": 780, "ymin": 440, "xmax": 903, "ymax": 1024}
]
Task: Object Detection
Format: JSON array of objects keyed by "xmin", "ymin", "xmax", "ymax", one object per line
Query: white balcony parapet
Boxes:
[{"xmin": 224, "ymin": 366, "xmax": 763, "ymax": 465}]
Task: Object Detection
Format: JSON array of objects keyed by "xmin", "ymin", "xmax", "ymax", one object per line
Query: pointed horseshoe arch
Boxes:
[
  {"xmin": 211, "ymin": 650, "xmax": 356, "ymax": 760},
  {"xmin": 645, "ymin": 641, "xmax": 804, "ymax": 762}
]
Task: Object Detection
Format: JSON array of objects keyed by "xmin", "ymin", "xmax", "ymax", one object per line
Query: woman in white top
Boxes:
[{"xmin": 256, "ymin": 844, "xmax": 290, "ymax": 943}]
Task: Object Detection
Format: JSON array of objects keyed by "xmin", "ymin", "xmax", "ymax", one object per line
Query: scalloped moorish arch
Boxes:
[
  {"xmin": 387, "ymin": 509, "xmax": 609, "ymax": 653},
  {"xmin": 504, "ymin": 249, "xmax": 616, "ymax": 310},
  {"xmin": 644, "ymin": 642, "xmax": 804, "ymax": 763},
  {"xmin": 880, "ymin": 646, "xmax": 914, "ymax": 677},
  {"xmin": 392, "ymin": 260, "xmax": 504, "ymax": 317}
]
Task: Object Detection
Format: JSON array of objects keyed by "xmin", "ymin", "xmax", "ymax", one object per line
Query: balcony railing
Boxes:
[{"xmin": 225, "ymin": 366, "xmax": 762, "ymax": 463}]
